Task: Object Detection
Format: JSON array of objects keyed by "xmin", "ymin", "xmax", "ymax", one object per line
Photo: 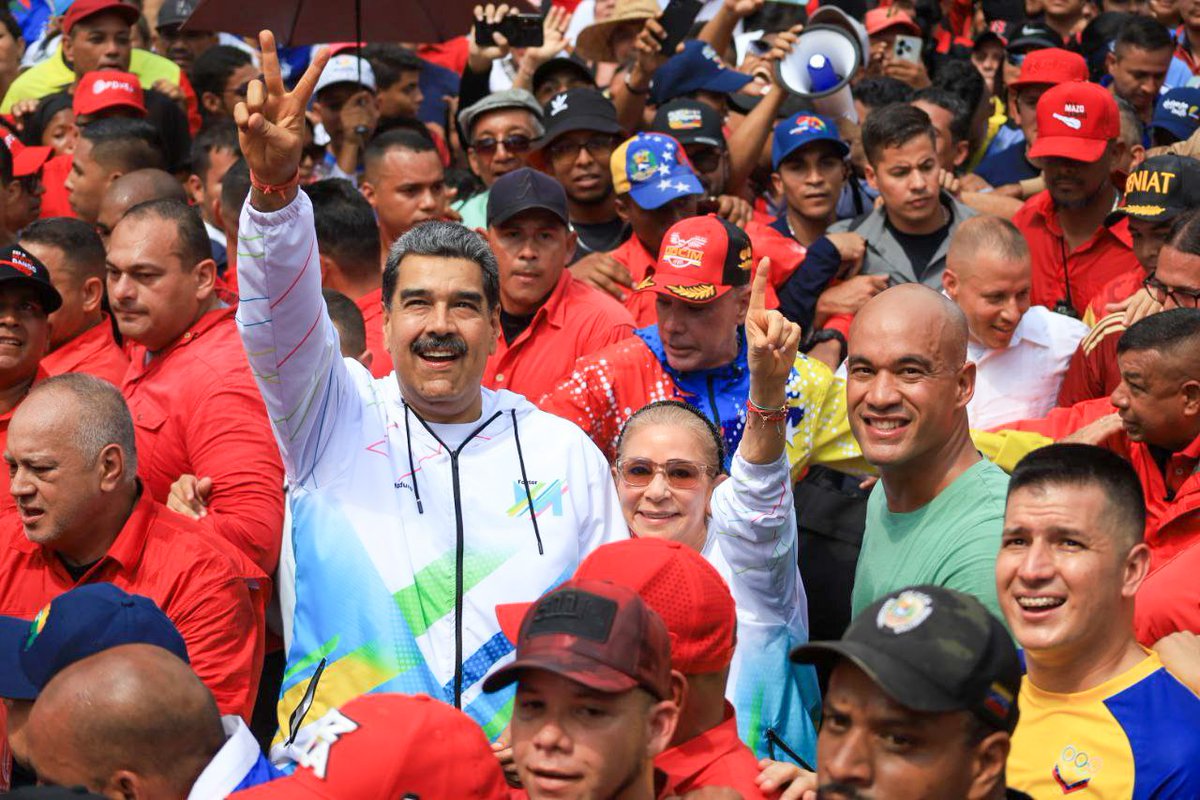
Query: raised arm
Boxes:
[{"xmin": 233, "ymin": 34, "xmax": 365, "ymax": 487}]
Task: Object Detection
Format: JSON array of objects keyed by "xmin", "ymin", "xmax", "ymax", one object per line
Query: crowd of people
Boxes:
[{"xmin": 0, "ymin": 0, "xmax": 1197, "ymax": 796}]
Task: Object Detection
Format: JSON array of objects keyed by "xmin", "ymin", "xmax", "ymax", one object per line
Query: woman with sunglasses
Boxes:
[{"xmin": 610, "ymin": 260, "xmax": 821, "ymax": 765}]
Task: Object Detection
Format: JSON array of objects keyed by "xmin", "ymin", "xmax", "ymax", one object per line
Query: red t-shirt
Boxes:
[
  {"xmin": 40, "ymin": 316, "xmax": 129, "ymax": 387},
  {"xmin": 657, "ymin": 705, "xmax": 777, "ymax": 799},
  {"xmin": 121, "ymin": 306, "xmax": 284, "ymax": 575},
  {"xmin": 0, "ymin": 369, "xmax": 45, "ymax": 519},
  {"xmin": 38, "ymin": 154, "xmax": 74, "ymax": 220},
  {"xmin": 1013, "ymin": 191, "xmax": 1140, "ymax": 318},
  {"xmin": 0, "ymin": 490, "xmax": 265, "ymax": 718},
  {"xmin": 354, "ymin": 286, "xmax": 393, "ymax": 379},
  {"xmin": 485, "ymin": 269, "xmax": 635, "ymax": 402}
]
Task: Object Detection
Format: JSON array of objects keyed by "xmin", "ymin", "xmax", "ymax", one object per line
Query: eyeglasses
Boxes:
[
  {"xmin": 1144, "ymin": 273, "xmax": 1200, "ymax": 308},
  {"xmin": 615, "ymin": 458, "xmax": 716, "ymax": 489},
  {"xmin": 472, "ymin": 134, "xmax": 533, "ymax": 156},
  {"xmin": 545, "ymin": 135, "xmax": 617, "ymax": 163}
]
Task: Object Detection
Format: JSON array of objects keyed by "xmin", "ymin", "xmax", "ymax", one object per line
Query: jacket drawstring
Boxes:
[
  {"xmin": 402, "ymin": 403, "xmax": 424, "ymax": 514},
  {"xmin": 511, "ymin": 409, "xmax": 544, "ymax": 555}
]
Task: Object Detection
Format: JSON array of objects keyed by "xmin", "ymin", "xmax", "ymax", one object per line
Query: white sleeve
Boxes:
[
  {"xmin": 236, "ymin": 191, "xmax": 365, "ymax": 488},
  {"xmin": 709, "ymin": 452, "xmax": 807, "ymax": 630},
  {"xmin": 575, "ymin": 428, "xmax": 629, "ymax": 556}
]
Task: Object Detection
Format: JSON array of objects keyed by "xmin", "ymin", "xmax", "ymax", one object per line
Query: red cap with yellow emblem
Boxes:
[{"xmin": 639, "ymin": 214, "xmax": 753, "ymax": 304}]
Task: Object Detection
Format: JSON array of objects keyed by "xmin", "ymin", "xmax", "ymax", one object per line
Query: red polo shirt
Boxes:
[
  {"xmin": 1013, "ymin": 191, "xmax": 1140, "ymax": 318},
  {"xmin": 121, "ymin": 306, "xmax": 284, "ymax": 575},
  {"xmin": 656, "ymin": 705, "xmax": 775, "ymax": 799},
  {"xmin": 40, "ymin": 316, "xmax": 129, "ymax": 387},
  {"xmin": 354, "ymin": 287, "xmax": 393, "ymax": 379},
  {"xmin": 0, "ymin": 369, "xmax": 45, "ymax": 520},
  {"xmin": 1083, "ymin": 269, "xmax": 1144, "ymax": 327},
  {"xmin": 610, "ymin": 235, "xmax": 659, "ymax": 328},
  {"xmin": 484, "ymin": 270, "xmax": 635, "ymax": 402},
  {"xmin": 0, "ymin": 489, "xmax": 265, "ymax": 718}
]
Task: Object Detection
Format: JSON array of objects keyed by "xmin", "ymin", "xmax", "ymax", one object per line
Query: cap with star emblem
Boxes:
[
  {"xmin": 792, "ymin": 584, "xmax": 1021, "ymax": 733},
  {"xmin": 638, "ymin": 214, "xmax": 753, "ymax": 304},
  {"xmin": 611, "ymin": 132, "xmax": 704, "ymax": 210}
]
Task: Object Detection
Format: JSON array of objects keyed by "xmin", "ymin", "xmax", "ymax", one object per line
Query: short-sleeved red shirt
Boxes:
[
  {"xmin": 40, "ymin": 316, "xmax": 129, "ymax": 387},
  {"xmin": 657, "ymin": 705, "xmax": 775, "ymax": 799},
  {"xmin": 354, "ymin": 286, "xmax": 393, "ymax": 379}
]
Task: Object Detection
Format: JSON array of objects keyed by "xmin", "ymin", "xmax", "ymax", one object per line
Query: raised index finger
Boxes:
[
  {"xmin": 291, "ymin": 46, "xmax": 331, "ymax": 108},
  {"xmin": 749, "ymin": 257, "xmax": 771, "ymax": 312}
]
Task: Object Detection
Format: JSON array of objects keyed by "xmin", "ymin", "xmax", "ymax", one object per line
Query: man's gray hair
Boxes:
[
  {"xmin": 30, "ymin": 374, "xmax": 138, "ymax": 476},
  {"xmin": 381, "ymin": 221, "xmax": 501, "ymax": 310}
]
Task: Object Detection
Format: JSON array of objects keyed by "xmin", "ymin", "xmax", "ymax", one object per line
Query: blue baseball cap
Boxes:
[
  {"xmin": 0, "ymin": 583, "xmax": 189, "ymax": 700},
  {"xmin": 1150, "ymin": 87, "xmax": 1200, "ymax": 143},
  {"xmin": 772, "ymin": 113, "xmax": 850, "ymax": 170},
  {"xmin": 649, "ymin": 41, "xmax": 753, "ymax": 106},
  {"xmin": 611, "ymin": 133, "xmax": 705, "ymax": 210}
]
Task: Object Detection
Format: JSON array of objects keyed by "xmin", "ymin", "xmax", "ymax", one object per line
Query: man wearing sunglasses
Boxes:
[{"xmin": 454, "ymin": 89, "xmax": 544, "ymax": 230}]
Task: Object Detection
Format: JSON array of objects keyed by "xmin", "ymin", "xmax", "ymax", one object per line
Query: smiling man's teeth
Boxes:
[
  {"xmin": 873, "ymin": 420, "xmax": 903, "ymax": 430},
  {"xmin": 1017, "ymin": 596, "xmax": 1064, "ymax": 609}
]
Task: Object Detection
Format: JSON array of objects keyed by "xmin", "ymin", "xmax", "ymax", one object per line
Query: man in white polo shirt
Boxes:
[{"xmin": 943, "ymin": 216, "xmax": 1088, "ymax": 429}]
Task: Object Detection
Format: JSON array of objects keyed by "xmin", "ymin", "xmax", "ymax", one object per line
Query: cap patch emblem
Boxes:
[
  {"xmin": 662, "ymin": 231, "xmax": 706, "ymax": 268},
  {"xmin": 667, "ymin": 284, "xmax": 716, "ymax": 301},
  {"xmin": 876, "ymin": 589, "xmax": 933, "ymax": 634}
]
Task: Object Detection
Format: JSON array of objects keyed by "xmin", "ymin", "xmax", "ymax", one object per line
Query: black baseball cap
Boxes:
[
  {"xmin": 1107, "ymin": 155, "xmax": 1200, "ymax": 226},
  {"xmin": 486, "ymin": 167, "xmax": 570, "ymax": 228},
  {"xmin": 156, "ymin": 0, "xmax": 197, "ymax": 28},
  {"xmin": 1007, "ymin": 20, "xmax": 1064, "ymax": 52},
  {"xmin": 974, "ymin": 19, "xmax": 1019, "ymax": 49},
  {"xmin": 792, "ymin": 585, "xmax": 1021, "ymax": 733},
  {"xmin": 537, "ymin": 88, "xmax": 623, "ymax": 149},
  {"xmin": 0, "ymin": 244, "xmax": 61, "ymax": 314},
  {"xmin": 532, "ymin": 55, "xmax": 596, "ymax": 98},
  {"xmin": 650, "ymin": 99, "xmax": 726, "ymax": 149}
]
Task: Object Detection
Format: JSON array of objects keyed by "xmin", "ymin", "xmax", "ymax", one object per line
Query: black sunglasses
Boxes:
[{"xmin": 471, "ymin": 134, "xmax": 533, "ymax": 156}]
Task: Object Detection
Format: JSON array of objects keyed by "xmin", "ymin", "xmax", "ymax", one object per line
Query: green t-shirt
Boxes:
[
  {"xmin": 851, "ymin": 457, "xmax": 1009, "ymax": 621},
  {"xmin": 452, "ymin": 190, "xmax": 489, "ymax": 230}
]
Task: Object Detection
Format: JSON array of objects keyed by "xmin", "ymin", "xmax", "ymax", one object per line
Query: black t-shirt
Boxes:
[
  {"xmin": 885, "ymin": 215, "xmax": 952, "ymax": 280},
  {"xmin": 572, "ymin": 217, "xmax": 630, "ymax": 257},
  {"xmin": 58, "ymin": 555, "xmax": 99, "ymax": 582},
  {"xmin": 500, "ymin": 308, "xmax": 535, "ymax": 345}
]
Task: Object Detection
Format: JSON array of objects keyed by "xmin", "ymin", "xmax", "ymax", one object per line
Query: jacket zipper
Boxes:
[
  {"xmin": 707, "ymin": 376, "xmax": 721, "ymax": 428},
  {"xmin": 450, "ymin": 451, "xmax": 465, "ymax": 708}
]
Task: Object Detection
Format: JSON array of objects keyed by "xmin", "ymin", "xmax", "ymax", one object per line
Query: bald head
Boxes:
[
  {"xmin": 946, "ymin": 216, "xmax": 1030, "ymax": 281},
  {"xmin": 25, "ymin": 644, "xmax": 224, "ymax": 797},
  {"xmin": 851, "ymin": 283, "xmax": 969, "ymax": 369},
  {"xmin": 18, "ymin": 373, "xmax": 138, "ymax": 476},
  {"xmin": 943, "ymin": 217, "xmax": 1033, "ymax": 351},
  {"xmin": 97, "ymin": 169, "xmax": 188, "ymax": 243}
]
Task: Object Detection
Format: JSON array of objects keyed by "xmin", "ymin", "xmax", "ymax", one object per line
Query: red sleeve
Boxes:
[
  {"xmin": 992, "ymin": 395, "xmax": 1115, "ymax": 437},
  {"xmin": 185, "ymin": 382, "xmax": 285, "ymax": 575},
  {"xmin": 177, "ymin": 70, "xmax": 202, "ymax": 135},
  {"xmin": 173, "ymin": 569, "xmax": 262, "ymax": 719},
  {"xmin": 948, "ymin": 0, "xmax": 974, "ymax": 39},
  {"xmin": 538, "ymin": 359, "xmax": 621, "ymax": 462},
  {"xmin": 1057, "ymin": 323, "xmax": 1122, "ymax": 407},
  {"xmin": 822, "ymin": 313, "xmax": 853, "ymax": 338}
]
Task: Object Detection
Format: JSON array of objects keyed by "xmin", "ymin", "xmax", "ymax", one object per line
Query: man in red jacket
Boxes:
[
  {"xmin": 19, "ymin": 218, "xmax": 127, "ymax": 387},
  {"xmin": 0, "ymin": 373, "xmax": 265, "ymax": 719},
  {"xmin": 106, "ymin": 198, "xmax": 284, "ymax": 575}
]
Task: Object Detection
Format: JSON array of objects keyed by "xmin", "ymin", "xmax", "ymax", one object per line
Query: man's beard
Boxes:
[
  {"xmin": 1050, "ymin": 179, "xmax": 1106, "ymax": 211},
  {"xmin": 568, "ymin": 182, "xmax": 614, "ymax": 207}
]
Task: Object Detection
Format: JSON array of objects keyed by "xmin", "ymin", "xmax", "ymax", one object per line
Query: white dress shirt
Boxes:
[
  {"xmin": 966, "ymin": 305, "xmax": 1088, "ymax": 430},
  {"xmin": 187, "ymin": 716, "xmax": 265, "ymax": 800}
]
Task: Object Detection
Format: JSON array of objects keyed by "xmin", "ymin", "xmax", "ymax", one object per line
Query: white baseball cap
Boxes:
[{"xmin": 314, "ymin": 54, "xmax": 376, "ymax": 96}]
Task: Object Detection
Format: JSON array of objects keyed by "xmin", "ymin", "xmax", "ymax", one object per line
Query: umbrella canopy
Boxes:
[{"xmin": 183, "ymin": 0, "xmax": 480, "ymax": 45}]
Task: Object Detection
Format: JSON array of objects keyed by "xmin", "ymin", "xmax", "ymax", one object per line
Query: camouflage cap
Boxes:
[{"xmin": 791, "ymin": 585, "xmax": 1021, "ymax": 733}]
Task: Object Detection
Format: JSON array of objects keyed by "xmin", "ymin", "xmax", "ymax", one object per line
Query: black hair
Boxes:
[
  {"xmin": 18, "ymin": 91, "xmax": 73, "ymax": 148},
  {"xmin": 363, "ymin": 128, "xmax": 436, "ymax": 178},
  {"xmin": 322, "ymin": 288, "xmax": 367, "ymax": 357},
  {"xmin": 1117, "ymin": 307, "xmax": 1200, "ymax": 357},
  {"xmin": 1167, "ymin": 208, "xmax": 1200, "ymax": 256},
  {"xmin": 0, "ymin": 7, "xmax": 21, "ymax": 43},
  {"xmin": 0, "ymin": 137, "xmax": 12, "ymax": 185},
  {"xmin": 616, "ymin": 400, "xmax": 727, "ymax": 474},
  {"xmin": 20, "ymin": 217, "xmax": 107, "ymax": 282},
  {"xmin": 1008, "ymin": 443, "xmax": 1146, "ymax": 546},
  {"xmin": 1114, "ymin": 13, "xmax": 1174, "ymax": 55},
  {"xmin": 81, "ymin": 117, "xmax": 166, "ymax": 173},
  {"xmin": 190, "ymin": 45, "xmax": 253, "ymax": 105},
  {"xmin": 852, "ymin": 77, "xmax": 916, "ymax": 113},
  {"xmin": 373, "ymin": 115, "xmax": 437, "ymax": 140},
  {"xmin": 861, "ymin": 103, "xmax": 937, "ymax": 165},
  {"xmin": 914, "ymin": 87, "xmax": 972, "ymax": 146},
  {"xmin": 362, "ymin": 43, "xmax": 423, "ymax": 90},
  {"xmin": 122, "ymin": 198, "xmax": 213, "ymax": 268},
  {"xmin": 218, "ymin": 158, "xmax": 250, "ymax": 221},
  {"xmin": 189, "ymin": 119, "xmax": 239, "ymax": 179},
  {"xmin": 931, "ymin": 60, "xmax": 986, "ymax": 119},
  {"xmin": 382, "ymin": 222, "xmax": 499, "ymax": 310},
  {"xmin": 302, "ymin": 178, "xmax": 381, "ymax": 278}
]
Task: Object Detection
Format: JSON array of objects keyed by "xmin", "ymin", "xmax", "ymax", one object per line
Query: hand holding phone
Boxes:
[
  {"xmin": 892, "ymin": 34, "xmax": 922, "ymax": 64},
  {"xmin": 475, "ymin": 13, "xmax": 545, "ymax": 48},
  {"xmin": 657, "ymin": 0, "xmax": 704, "ymax": 56}
]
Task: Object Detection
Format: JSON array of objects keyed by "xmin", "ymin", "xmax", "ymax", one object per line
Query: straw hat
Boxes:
[{"xmin": 575, "ymin": 0, "xmax": 659, "ymax": 63}]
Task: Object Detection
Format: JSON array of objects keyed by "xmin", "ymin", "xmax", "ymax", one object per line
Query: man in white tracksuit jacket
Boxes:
[{"xmin": 231, "ymin": 42, "xmax": 625, "ymax": 743}]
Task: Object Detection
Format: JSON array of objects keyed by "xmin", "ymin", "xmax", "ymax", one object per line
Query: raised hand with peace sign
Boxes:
[
  {"xmin": 741, "ymin": 257, "xmax": 803, "ymax": 465},
  {"xmin": 234, "ymin": 31, "xmax": 331, "ymax": 213}
]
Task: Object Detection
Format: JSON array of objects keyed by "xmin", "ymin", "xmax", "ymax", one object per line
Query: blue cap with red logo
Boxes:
[
  {"xmin": 611, "ymin": 133, "xmax": 705, "ymax": 210},
  {"xmin": 772, "ymin": 113, "xmax": 850, "ymax": 170},
  {"xmin": 0, "ymin": 583, "xmax": 189, "ymax": 700}
]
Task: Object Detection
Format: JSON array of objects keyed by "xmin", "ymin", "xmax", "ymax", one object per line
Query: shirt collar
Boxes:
[
  {"xmin": 187, "ymin": 716, "xmax": 264, "ymax": 800},
  {"xmin": 656, "ymin": 703, "xmax": 746, "ymax": 784},
  {"xmin": 1029, "ymin": 191, "xmax": 1133, "ymax": 248}
]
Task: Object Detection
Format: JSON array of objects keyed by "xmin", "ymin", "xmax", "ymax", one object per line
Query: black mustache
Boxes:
[
  {"xmin": 817, "ymin": 783, "xmax": 871, "ymax": 800},
  {"xmin": 411, "ymin": 333, "xmax": 468, "ymax": 357}
]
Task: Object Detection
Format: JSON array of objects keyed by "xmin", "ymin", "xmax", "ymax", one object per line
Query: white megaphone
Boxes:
[{"xmin": 774, "ymin": 6, "xmax": 868, "ymax": 123}]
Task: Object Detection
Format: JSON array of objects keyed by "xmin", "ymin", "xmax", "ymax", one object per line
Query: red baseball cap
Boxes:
[
  {"xmin": 865, "ymin": 7, "xmax": 921, "ymax": 36},
  {"xmin": 62, "ymin": 0, "xmax": 140, "ymax": 36},
  {"xmin": 228, "ymin": 694, "xmax": 509, "ymax": 799},
  {"xmin": 1, "ymin": 132, "xmax": 52, "ymax": 178},
  {"xmin": 639, "ymin": 214, "xmax": 754, "ymax": 304},
  {"xmin": 1008, "ymin": 48, "xmax": 1088, "ymax": 89},
  {"xmin": 1027, "ymin": 81, "xmax": 1119, "ymax": 163},
  {"xmin": 486, "ymin": 579, "xmax": 673, "ymax": 700},
  {"xmin": 74, "ymin": 70, "xmax": 146, "ymax": 117},
  {"xmin": 575, "ymin": 539, "xmax": 736, "ymax": 674}
]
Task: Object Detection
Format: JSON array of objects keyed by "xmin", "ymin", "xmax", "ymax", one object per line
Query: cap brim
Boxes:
[
  {"xmin": 1148, "ymin": 120, "xmax": 1194, "ymax": 142},
  {"xmin": 0, "ymin": 276, "xmax": 63, "ymax": 314},
  {"xmin": 495, "ymin": 602, "xmax": 532, "ymax": 644},
  {"xmin": 790, "ymin": 640, "xmax": 965, "ymax": 715},
  {"xmin": 640, "ymin": 279, "xmax": 733, "ymax": 304},
  {"xmin": 13, "ymin": 146, "xmax": 52, "ymax": 177},
  {"xmin": 0, "ymin": 616, "xmax": 38, "ymax": 700},
  {"xmin": 1105, "ymin": 202, "xmax": 1181, "ymax": 226},
  {"xmin": 699, "ymin": 70, "xmax": 754, "ymax": 95},
  {"xmin": 775, "ymin": 137, "xmax": 851, "ymax": 170},
  {"xmin": 488, "ymin": 198, "xmax": 569, "ymax": 229},
  {"xmin": 1027, "ymin": 135, "xmax": 1107, "ymax": 163},
  {"xmin": 627, "ymin": 171, "xmax": 705, "ymax": 210},
  {"xmin": 1006, "ymin": 36, "xmax": 1059, "ymax": 52},
  {"xmin": 482, "ymin": 652, "xmax": 640, "ymax": 696},
  {"xmin": 536, "ymin": 116, "xmax": 623, "ymax": 149},
  {"xmin": 77, "ymin": 101, "xmax": 146, "ymax": 118}
]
